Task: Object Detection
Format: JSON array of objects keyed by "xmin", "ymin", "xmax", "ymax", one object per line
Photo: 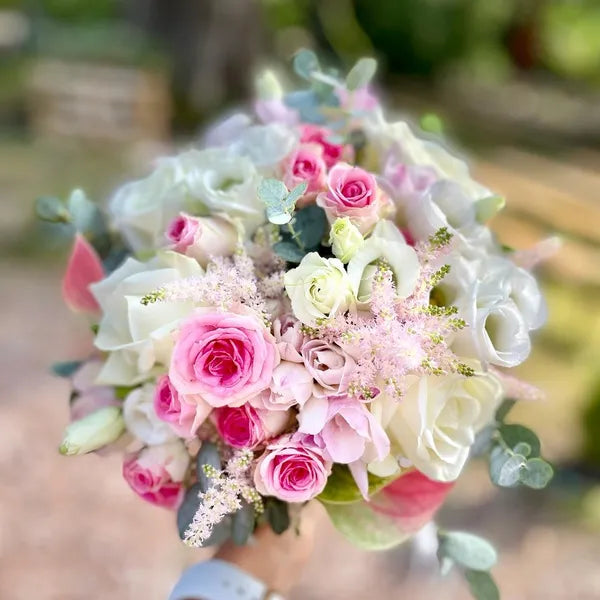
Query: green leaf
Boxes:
[
  {"xmin": 499, "ymin": 424, "xmax": 541, "ymax": 457},
  {"xmin": 264, "ymin": 498, "xmax": 290, "ymax": 535},
  {"xmin": 258, "ymin": 178, "xmax": 294, "ymax": 225},
  {"xmin": 176, "ymin": 483, "xmax": 231, "ymax": 545},
  {"xmin": 520, "ymin": 458, "xmax": 554, "ymax": 489},
  {"xmin": 273, "ymin": 240, "xmax": 305, "ymax": 263},
  {"xmin": 346, "ymin": 57, "xmax": 377, "ymax": 91},
  {"xmin": 513, "ymin": 442, "xmax": 532, "ymax": 457},
  {"xmin": 36, "ymin": 196, "xmax": 71, "ymax": 223},
  {"xmin": 293, "ymin": 49, "xmax": 320, "ymax": 80},
  {"xmin": 67, "ymin": 189, "xmax": 106, "ymax": 236},
  {"xmin": 51, "ymin": 360, "xmax": 82, "ymax": 378},
  {"xmin": 438, "ymin": 531, "xmax": 498, "ymax": 571},
  {"xmin": 196, "ymin": 442, "xmax": 221, "ymax": 492},
  {"xmin": 231, "ymin": 502, "xmax": 256, "ymax": 546},
  {"xmin": 286, "ymin": 181, "xmax": 308, "ymax": 207},
  {"xmin": 293, "ymin": 205, "xmax": 327, "ymax": 250},
  {"xmin": 318, "ymin": 464, "xmax": 393, "ymax": 504},
  {"xmin": 420, "ymin": 112, "xmax": 445, "ymax": 135},
  {"xmin": 324, "ymin": 501, "xmax": 409, "ymax": 550},
  {"xmin": 495, "ymin": 398, "xmax": 516, "ymax": 423},
  {"xmin": 465, "ymin": 570, "xmax": 500, "ymax": 600}
]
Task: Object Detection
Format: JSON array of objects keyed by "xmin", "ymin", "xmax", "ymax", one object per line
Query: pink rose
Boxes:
[
  {"xmin": 301, "ymin": 338, "xmax": 355, "ymax": 395},
  {"xmin": 370, "ymin": 470, "xmax": 454, "ymax": 533},
  {"xmin": 272, "ymin": 314, "xmax": 305, "ymax": 363},
  {"xmin": 263, "ymin": 362, "xmax": 314, "ymax": 411},
  {"xmin": 154, "ymin": 375, "xmax": 211, "ymax": 438},
  {"xmin": 166, "ymin": 213, "xmax": 239, "ymax": 267},
  {"xmin": 122, "ymin": 441, "xmax": 190, "ymax": 510},
  {"xmin": 297, "ymin": 395, "xmax": 389, "ymax": 464},
  {"xmin": 213, "ymin": 403, "xmax": 289, "ymax": 449},
  {"xmin": 316, "ymin": 163, "xmax": 384, "ymax": 234},
  {"xmin": 254, "ymin": 433, "xmax": 332, "ymax": 502},
  {"xmin": 300, "ymin": 125, "xmax": 353, "ymax": 168},
  {"xmin": 170, "ymin": 309, "xmax": 280, "ymax": 407},
  {"xmin": 282, "ymin": 143, "xmax": 327, "ymax": 205}
]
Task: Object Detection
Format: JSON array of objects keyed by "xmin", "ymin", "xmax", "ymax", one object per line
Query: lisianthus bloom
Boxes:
[
  {"xmin": 59, "ymin": 406, "xmax": 125, "ymax": 456},
  {"xmin": 284, "ymin": 253, "xmax": 354, "ymax": 326},
  {"xmin": 154, "ymin": 375, "xmax": 211, "ymax": 438},
  {"xmin": 300, "ymin": 124, "xmax": 352, "ymax": 168},
  {"xmin": 169, "ymin": 308, "xmax": 279, "ymax": 407},
  {"xmin": 254, "ymin": 433, "xmax": 332, "ymax": 502},
  {"xmin": 301, "ymin": 338, "xmax": 355, "ymax": 395},
  {"xmin": 281, "ymin": 143, "xmax": 327, "ymax": 205},
  {"xmin": 166, "ymin": 212, "xmax": 239, "ymax": 267},
  {"xmin": 122, "ymin": 440, "xmax": 189, "ymax": 509},
  {"xmin": 317, "ymin": 163, "xmax": 388, "ymax": 234},
  {"xmin": 213, "ymin": 403, "xmax": 289, "ymax": 449}
]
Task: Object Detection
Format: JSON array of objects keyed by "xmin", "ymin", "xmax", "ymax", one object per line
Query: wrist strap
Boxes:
[{"xmin": 168, "ymin": 558, "xmax": 283, "ymax": 600}]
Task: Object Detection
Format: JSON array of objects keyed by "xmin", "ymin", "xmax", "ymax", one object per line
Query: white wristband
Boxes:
[{"xmin": 168, "ymin": 559, "xmax": 284, "ymax": 600}]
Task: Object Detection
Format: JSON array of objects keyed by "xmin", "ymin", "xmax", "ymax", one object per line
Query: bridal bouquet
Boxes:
[{"xmin": 40, "ymin": 51, "xmax": 555, "ymax": 598}]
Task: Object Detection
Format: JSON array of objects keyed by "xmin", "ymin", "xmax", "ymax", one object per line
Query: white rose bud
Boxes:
[
  {"xmin": 329, "ymin": 217, "xmax": 364, "ymax": 263},
  {"xmin": 59, "ymin": 406, "xmax": 125, "ymax": 456},
  {"xmin": 284, "ymin": 252, "xmax": 354, "ymax": 326}
]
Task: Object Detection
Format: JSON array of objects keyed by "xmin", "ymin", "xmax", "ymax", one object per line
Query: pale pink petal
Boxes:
[{"xmin": 297, "ymin": 395, "xmax": 329, "ymax": 435}]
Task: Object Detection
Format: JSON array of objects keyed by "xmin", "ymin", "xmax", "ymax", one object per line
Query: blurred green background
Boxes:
[{"xmin": 1, "ymin": 1, "xmax": 599, "ymax": 599}]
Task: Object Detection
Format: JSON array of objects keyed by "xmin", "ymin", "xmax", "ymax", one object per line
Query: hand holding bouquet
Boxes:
[{"xmin": 41, "ymin": 51, "xmax": 555, "ymax": 598}]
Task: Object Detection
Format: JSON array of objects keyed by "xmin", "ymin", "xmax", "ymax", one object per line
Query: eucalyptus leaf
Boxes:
[
  {"xmin": 231, "ymin": 502, "xmax": 256, "ymax": 546},
  {"xmin": 520, "ymin": 458, "xmax": 554, "ymax": 489},
  {"xmin": 264, "ymin": 498, "xmax": 290, "ymax": 535},
  {"xmin": 324, "ymin": 500, "xmax": 409, "ymax": 550},
  {"xmin": 499, "ymin": 424, "xmax": 541, "ymax": 457},
  {"xmin": 465, "ymin": 570, "xmax": 500, "ymax": 600},
  {"xmin": 293, "ymin": 49, "xmax": 320, "ymax": 80},
  {"xmin": 471, "ymin": 425, "xmax": 495, "ymax": 457},
  {"xmin": 196, "ymin": 442, "xmax": 221, "ymax": 492},
  {"xmin": 438, "ymin": 531, "xmax": 498, "ymax": 571},
  {"xmin": 177, "ymin": 483, "xmax": 231, "ymax": 545},
  {"xmin": 346, "ymin": 57, "xmax": 377, "ymax": 91},
  {"xmin": 36, "ymin": 196, "xmax": 71, "ymax": 223},
  {"xmin": 51, "ymin": 360, "xmax": 82, "ymax": 378},
  {"xmin": 67, "ymin": 189, "xmax": 106, "ymax": 236},
  {"xmin": 286, "ymin": 182, "xmax": 308, "ymax": 207},
  {"xmin": 491, "ymin": 452, "xmax": 526, "ymax": 488},
  {"xmin": 258, "ymin": 178, "xmax": 294, "ymax": 225},
  {"xmin": 513, "ymin": 442, "xmax": 532, "ymax": 457},
  {"xmin": 273, "ymin": 240, "xmax": 305, "ymax": 263},
  {"xmin": 293, "ymin": 205, "xmax": 327, "ymax": 250}
]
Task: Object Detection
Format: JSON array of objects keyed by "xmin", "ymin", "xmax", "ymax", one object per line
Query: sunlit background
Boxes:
[{"xmin": 1, "ymin": 1, "xmax": 599, "ymax": 598}]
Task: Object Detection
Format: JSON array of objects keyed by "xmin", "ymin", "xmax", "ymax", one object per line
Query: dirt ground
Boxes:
[{"xmin": 2, "ymin": 141, "xmax": 600, "ymax": 599}]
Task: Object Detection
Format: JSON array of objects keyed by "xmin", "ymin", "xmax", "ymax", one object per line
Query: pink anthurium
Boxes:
[
  {"xmin": 370, "ymin": 469, "xmax": 454, "ymax": 534},
  {"xmin": 62, "ymin": 234, "xmax": 104, "ymax": 313}
]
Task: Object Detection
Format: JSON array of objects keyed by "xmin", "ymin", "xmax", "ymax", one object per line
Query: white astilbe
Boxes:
[{"xmin": 184, "ymin": 449, "xmax": 263, "ymax": 548}]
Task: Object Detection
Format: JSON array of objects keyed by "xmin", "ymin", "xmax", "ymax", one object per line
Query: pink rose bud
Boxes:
[
  {"xmin": 122, "ymin": 441, "xmax": 190, "ymax": 510},
  {"xmin": 213, "ymin": 403, "xmax": 289, "ymax": 449},
  {"xmin": 301, "ymin": 338, "xmax": 356, "ymax": 395},
  {"xmin": 154, "ymin": 375, "xmax": 211, "ymax": 438},
  {"xmin": 282, "ymin": 143, "xmax": 327, "ymax": 206},
  {"xmin": 254, "ymin": 433, "xmax": 332, "ymax": 502},
  {"xmin": 272, "ymin": 314, "xmax": 305, "ymax": 363},
  {"xmin": 169, "ymin": 309, "xmax": 280, "ymax": 407},
  {"xmin": 300, "ymin": 125, "xmax": 353, "ymax": 168},
  {"xmin": 166, "ymin": 213, "xmax": 239, "ymax": 267},
  {"xmin": 62, "ymin": 234, "xmax": 104, "ymax": 313},
  {"xmin": 316, "ymin": 163, "xmax": 386, "ymax": 234},
  {"xmin": 369, "ymin": 470, "xmax": 454, "ymax": 534}
]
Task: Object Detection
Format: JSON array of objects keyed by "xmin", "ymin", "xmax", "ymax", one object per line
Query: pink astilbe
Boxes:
[
  {"xmin": 317, "ymin": 229, "xmax": 472, "ymax": 400},
  {"xmin": 184, "ymin": 449, "xmax": 263, "ymax": 548},
  {"xmin": 488, "ymin": 367, "xmax": 545, "ymax": 402}
]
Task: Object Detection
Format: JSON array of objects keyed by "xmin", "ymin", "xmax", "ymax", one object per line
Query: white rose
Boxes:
[
  {"xmin": 406, "ymin": 180, "xmax": 496, "ymax": 258},
  {"xmin": 110, "ymin": 160, "xmax": 190, "ymax": 254},
  {"xmin": 364, "ymin": 109, "xmax": 490, "ymax": 201},
  {"xmin": 440, "ymin": 255, "xmax": 546, "ymax": 368},
  {"xmin": 179, "ymin": 148, "xmax": 265, "ymax": 234},
  {"xmin": 372, "ymin": 369, "xmax": 502, "ymax": 482},
  {"xmin": 122, "ymin": 383, "xmax": 176, "ymax": 445},
  {"xmin": 329, "ymin": 217, "xmax": 365, "ymax": 263},
  {"xmin": 91, "ymin": 251, "xmax": 203, "ymax": 385},
  {"xmin": 346, "ymin": 219, "xmax": 420, "ymax": 305},
  {"xmin": 284, "ymin": 253, "xmax": 354, "ymax": 325}
]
